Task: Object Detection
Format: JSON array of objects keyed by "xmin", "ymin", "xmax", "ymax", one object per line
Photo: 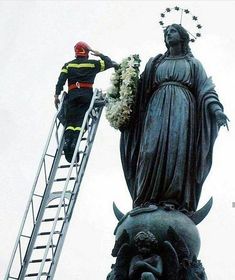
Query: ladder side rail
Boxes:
[
  {"xmin": 55, "ymin": 92, "xmax": 66, "ymax": 146},
  {"xmin": 67, "ymin": 90, "xmax": 98, "ymax": 171},
  {"xmin": 18, "ymin": 138, "xmax": 65, "ymax": 280},
  {"xmin": 68, "ymin": 105, "xmax": 104, "ymax": 216},
  {"xmin": 47, "ymin": 102, "xmax": 105, "ymax": 279},
  {"xmin": 61, "ymin": 90, "xmax": 104, "ymax": 223},
  {"xmin": 36, "ymin": 90, "xmax": 101, "ymax": 279},
  {"xmin": 66, "ymin": 105, "xmax": 104, "ymax": 223},
  {"xmin": 18, "ymin": 144, "xmax": 64, "ymax": 279},
  {"xmin": 4, "ymin": 98, "xmax": 65, "ymax": 280}
]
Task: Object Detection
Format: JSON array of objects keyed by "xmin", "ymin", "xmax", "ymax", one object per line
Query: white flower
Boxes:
[{"xmin": 106, "ymin": 54, "xmax": 141, "ymax": 129}]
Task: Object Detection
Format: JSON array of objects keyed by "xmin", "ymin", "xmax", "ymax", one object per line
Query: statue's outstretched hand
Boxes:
[{"xmin": 214, "ymin": 110, "xmax": 230, "ymax": 130}]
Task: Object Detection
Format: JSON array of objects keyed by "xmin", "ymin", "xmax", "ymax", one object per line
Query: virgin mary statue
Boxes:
[{"xmin": 120, "ymin": 24, "xmax": 228, "ymax": 212}]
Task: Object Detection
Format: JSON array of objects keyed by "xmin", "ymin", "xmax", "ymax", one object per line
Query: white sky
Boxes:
[{"xmin": 0, "ymin": 1, "xmax": 235, "ymax": 279}]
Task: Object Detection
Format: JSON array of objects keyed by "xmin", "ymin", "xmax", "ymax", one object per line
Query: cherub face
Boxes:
[{"xmin": 137, "ymin": 240, "xmax": 151, "ymax": 255}]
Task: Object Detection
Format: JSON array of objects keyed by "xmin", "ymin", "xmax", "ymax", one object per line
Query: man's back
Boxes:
[{"xmin": 55, "ymin": 54, "xmax": 113, "ymax": 96}]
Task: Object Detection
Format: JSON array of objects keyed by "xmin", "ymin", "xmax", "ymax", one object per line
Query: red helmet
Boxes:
[{"xmin": 74, "ymin": 41, "xmax": 91, "ymax": 57}]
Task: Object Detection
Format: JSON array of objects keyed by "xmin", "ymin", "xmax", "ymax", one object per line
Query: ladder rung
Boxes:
[
  {"xmin": 9, "ymin": 277, "xmax": 18, "ymax": 279},
  {"xmin": 54, "ymin": 177, "xmax": 76, "ymax": 182},
  {"xmin": 33, "ymin": 193, "xmax": 43, "ymax": 198},
  {"xmin": 58, "ymin": 164, "xmax": 79, "ymax": 169},
  {"xmin": 25, "ymin": 272, "xmax": 48, "ymax": 277},
  {"xmin": 46, "ymin": 203, "xmax": 68, "ymax": 209},
  {"xmin": 21, "ymin": 234, "xmax": 31, "ymax": 239},
  {"xmin": 34, "ymin": 245, "xmax": 56, "ymax": 249},
  {"xmin": 42, "ymin": 217, "xmax": 64, "ymax": 222},
  {"xmin": 30, "ymin": 258, "xmax": 51, "ymax": 263},
  {"xmin": 45, "ymin": 153, "xmax": 55, "ymax": 158},
  {"xmin": 38, "ymin": 231, "xmax": 61, "ymax": 236}
]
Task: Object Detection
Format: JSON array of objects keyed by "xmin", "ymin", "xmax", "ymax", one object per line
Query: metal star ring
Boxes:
[{"xmin": 159, "ymin": 7, "xmax": 202, "ymax": 42}]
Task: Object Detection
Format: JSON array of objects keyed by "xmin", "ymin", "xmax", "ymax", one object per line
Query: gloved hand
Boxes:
[
  {"xmin": 54, "ymin": 95, "xmax": 60, "ymax": 109},
  {"xmin": 90, "ymin": 49, "xmax": 102, "ymax": 57},
  {"xmin": 112, "ymin": 61, "xmax": 120, "ymax": 70}
]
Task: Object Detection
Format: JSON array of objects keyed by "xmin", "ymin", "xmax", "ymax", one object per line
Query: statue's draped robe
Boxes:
[{"xmin": 120, "ymin": 55, "xmax": 222, "ymax": 211}]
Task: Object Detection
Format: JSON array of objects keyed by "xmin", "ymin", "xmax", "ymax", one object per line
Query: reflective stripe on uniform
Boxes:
[
  {"xmin": 100, "ymin": 60, "xmax": 105, "ymax": 71},
  {"xmin": 65, "ymin": 126, "xmax": 82, "ymax": 131},
  {"xmin": 67, "ymin": 63, "xmax": 95, "ymax": 69},
  {"xmin": 61, "ymin": 68, "xmax": 68, "ymax": 74}
]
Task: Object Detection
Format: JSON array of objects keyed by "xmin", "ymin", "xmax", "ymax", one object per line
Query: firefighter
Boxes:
[{"xmin": 54, "ymin": 41, "xmax": 114, "ymax": 162}]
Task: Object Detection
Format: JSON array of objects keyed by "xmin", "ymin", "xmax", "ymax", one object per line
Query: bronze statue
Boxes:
[
  {"xmin": 108, "ymin": 226, "xmax": 207, "ymax": 279},
  {"xmin": 129, "ymin": 231, "xmax": 163, "ymax": 280},
  {"xmin": 120, "ymin": 24, "xmax": 229, "ymax": 212}
]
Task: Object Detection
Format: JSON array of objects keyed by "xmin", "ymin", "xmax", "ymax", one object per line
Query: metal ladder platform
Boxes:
[{"xmin": 5, "ymin": 89, "xmax": 105, "ymax": 280}]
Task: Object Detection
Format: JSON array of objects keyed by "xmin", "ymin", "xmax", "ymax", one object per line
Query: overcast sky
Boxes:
[{"xmin": 0, "ymin": 1, "xmax": 235, "ymax": 279}]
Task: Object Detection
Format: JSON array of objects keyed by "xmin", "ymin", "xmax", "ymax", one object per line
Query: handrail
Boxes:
[
  {"xmin": 5, "ymin": 94, "xmax": 65, "ymax": 280},
  {"xmin": 36, "ymin": 89, "xmax": 101, "ymax": 278}
]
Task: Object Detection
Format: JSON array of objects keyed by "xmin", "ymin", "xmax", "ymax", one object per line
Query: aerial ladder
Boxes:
[{"xmin": 5, "ymin": 89, "xmax": 105, "ymax": 280}]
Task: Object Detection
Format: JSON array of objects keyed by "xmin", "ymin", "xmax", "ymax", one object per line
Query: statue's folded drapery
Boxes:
[{"xmin": 120, "ymin": 54, "xmax": 222, "ymax": 211}]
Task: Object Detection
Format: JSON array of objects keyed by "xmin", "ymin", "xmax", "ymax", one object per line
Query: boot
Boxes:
[
  {"xmin": 63, "ymin": 138, "xmax": 72, "ymax": 154},
  {"xmin": 63, "ymin": 130, "xmax": 74, "ymax": 162},
  {"xmin": 64, "ymin": 151, "xmax": 73, "ymax": 163},
  {"xmin": 70, "ymin": 133, "xmax": 80, "ymax": 162}
]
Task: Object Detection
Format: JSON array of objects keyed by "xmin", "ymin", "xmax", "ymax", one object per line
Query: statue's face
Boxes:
[
  {"xmin": 137, "ymin": 240, "xmax": 151, "ymax": 256},
  {"xmin": 165, "ymin": 26, "xmax": 181, "ymax": 46}
]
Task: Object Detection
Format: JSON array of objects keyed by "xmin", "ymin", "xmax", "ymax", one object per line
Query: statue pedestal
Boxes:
[{"xmin": 108, "ymin": 205, "xmax": 207, "ymax": 280}]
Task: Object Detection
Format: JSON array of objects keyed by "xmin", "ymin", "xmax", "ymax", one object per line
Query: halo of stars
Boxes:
[{"xmin": 159, "ymin": 6, "xmax": 202, "ymax": 43}]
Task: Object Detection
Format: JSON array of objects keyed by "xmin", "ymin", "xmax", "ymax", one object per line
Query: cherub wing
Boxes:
[
  {"xmin": 159, "ymin": 240, "xmax": 180, "ymax": 280},
  {"xmin": 166, "ymin": 226, "xmax": 190, "ymax": 262},
  {"xmin": 114, "ymin": 243, "xmax": 132, "ymax": 280},
  {"xmin": 110, "ymin": 230, "xmax": 132, "ymax": 280},
  {"xmin": 112, "ymin": 229, "xmax": 129, "ymax": 257}
]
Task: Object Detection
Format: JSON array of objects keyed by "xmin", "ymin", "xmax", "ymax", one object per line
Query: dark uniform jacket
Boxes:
[
  {"xmin": 55, "ymin": 54, "xmax": 114, "ymax": 127},
  {"xmin": 55, "ymin": 54, "xmax": 113, "ymax": 97}
]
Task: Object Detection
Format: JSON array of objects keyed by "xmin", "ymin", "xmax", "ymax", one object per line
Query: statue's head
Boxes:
[
  {"xmin": 134, "ymin": 231, "xmax": 158, "ymax": 256},
  {"xmin": 164, "ymin": 24, "xmax": 190, "ymax": 55}
]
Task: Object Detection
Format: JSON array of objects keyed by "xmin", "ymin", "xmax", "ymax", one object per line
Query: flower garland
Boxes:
[{"xmin": 106, "ymin": 54, "xmax": 141, "ymax": 130}]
